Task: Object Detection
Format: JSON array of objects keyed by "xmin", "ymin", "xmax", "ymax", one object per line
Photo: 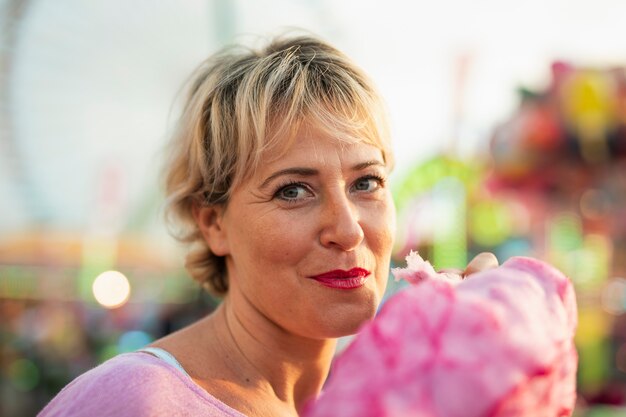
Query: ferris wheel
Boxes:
[{"xmin": 0, "ymin": 0, "xmax": 221, "ymax": 235}]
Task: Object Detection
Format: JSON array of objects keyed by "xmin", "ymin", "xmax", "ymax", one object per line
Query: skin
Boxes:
[
  {"xmin": 463, "ymin": 252, "xmax": 499, "ymax": 275},
  {"xmin": 439, "ymin": 252, "xmax": 499, "ymax": 276},
  {"xmin": 153, "ymin": 125, "xmax": 498, "ymax": 417},
  {"xmin": 154, "ymin": 125, "xmax": 396, "ymax": 417}
]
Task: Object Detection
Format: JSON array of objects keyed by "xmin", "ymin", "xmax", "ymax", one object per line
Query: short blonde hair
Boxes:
[{"xmin": 163, "ymin": 34, "xmax": 393, "ymax": 295}]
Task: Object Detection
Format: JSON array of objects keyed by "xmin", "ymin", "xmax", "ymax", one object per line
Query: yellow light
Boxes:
[
  {"xmin": 92, "ymin": 270, "xmax": 131, "ymax": 308},
  {"xmin": 601, "ymin": 278, "xmax": 626, "ymax": 315}
]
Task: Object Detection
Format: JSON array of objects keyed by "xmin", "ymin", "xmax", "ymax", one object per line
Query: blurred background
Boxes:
[{"xmin": 1, "ymin": 0, "xmax": 626, "ymax": 415}]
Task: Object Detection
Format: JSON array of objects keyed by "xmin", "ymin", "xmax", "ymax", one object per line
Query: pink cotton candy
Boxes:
[
  {"xmin": 303, "ymin": 253, "xmax": 578, "ymax": 417},
  {"xmin": 392, "ymin": 251, "xmax": 463, "ymax": 284}
]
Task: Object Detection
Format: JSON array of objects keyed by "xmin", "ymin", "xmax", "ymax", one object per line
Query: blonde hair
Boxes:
[{"xmin": 164, "ymin": 34, "xmax": 393, "ymax": 295}]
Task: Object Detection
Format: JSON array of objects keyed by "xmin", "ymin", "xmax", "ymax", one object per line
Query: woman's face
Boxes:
[{"xmin": 218, "ymin": 125, "xmax": 395, "ymax": 339}]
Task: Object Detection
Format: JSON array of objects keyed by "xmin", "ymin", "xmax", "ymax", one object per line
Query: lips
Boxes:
[{"xmin": 309, "ymin": 268, "xmax": 371, "ymax": 290}]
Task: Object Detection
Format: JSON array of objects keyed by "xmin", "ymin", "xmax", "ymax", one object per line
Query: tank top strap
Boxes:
[{"xmin": 138, "ymin": 347, "xmax": 190, "ymax": 378}]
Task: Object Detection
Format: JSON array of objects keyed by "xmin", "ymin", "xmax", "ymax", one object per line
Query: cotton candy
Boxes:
[{"xmin": 303, "ymin": 253, "xmax": 578, "ymax": 417}]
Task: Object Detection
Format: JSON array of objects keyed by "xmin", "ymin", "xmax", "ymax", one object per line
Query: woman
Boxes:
[{"xmin": 40, "ymin": 34, "xmax": 496, "ymax": 417}]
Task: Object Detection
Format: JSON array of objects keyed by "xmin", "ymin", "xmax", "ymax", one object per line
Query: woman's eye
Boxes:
[
  {"xmin": 276, "ymin": 184, "xmax": 311, "ymax": 201},
  {"xmin": 353, "ymin": 176, "xmax": 383, "ymax": 192}
]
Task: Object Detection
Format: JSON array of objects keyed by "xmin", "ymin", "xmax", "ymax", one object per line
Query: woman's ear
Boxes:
[{"xmin": 192, "ymin": 204, "xmax": 230, "ymax": 256}]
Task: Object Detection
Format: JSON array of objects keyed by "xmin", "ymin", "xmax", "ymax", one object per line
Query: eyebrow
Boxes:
[
  {"xmin": 352, "ymin": 160, "xmax": 385, "ymax": 171},
  {"xmin": 259, "ymin": 160, "xmax": 385, "ymax": 189}
]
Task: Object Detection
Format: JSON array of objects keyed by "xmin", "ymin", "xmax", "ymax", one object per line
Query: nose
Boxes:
[{"xmin": 319, "ymin": 192, "xmax": 364, "ymax": 251}]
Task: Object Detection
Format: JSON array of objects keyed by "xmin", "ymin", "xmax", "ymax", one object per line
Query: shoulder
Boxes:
[{"xmin": 38, "ymin": 352, "xmax": 199, "ymax": 417}]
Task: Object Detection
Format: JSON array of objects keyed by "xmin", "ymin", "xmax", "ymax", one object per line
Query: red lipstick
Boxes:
[{"xmin": 309, "ymin": 268, "xmax": 371, "ymax": 289}]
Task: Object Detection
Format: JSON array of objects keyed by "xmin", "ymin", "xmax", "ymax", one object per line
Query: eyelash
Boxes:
[
  {"xmin": 354, "ymin": 174, "xmax": 386, "ymax": 191},
  {"xmin": 272, "ymin": 174, "xmax": 386, "ymax": 203},
  {"xmin": 272, "ymin": 181, "xmax": 312, "ymax": 203}
]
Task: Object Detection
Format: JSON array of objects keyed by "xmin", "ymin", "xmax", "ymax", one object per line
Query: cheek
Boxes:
[
  {"xmin": 364, "ymin": 198, "xmax": 396, "ymax": 256},
  {"xmin": 386, "ymin": 205, "xmax": 397, "ymax": 253},
  {"xmin": 236, "ymin": 211, "xmax": 311, "ymax": 268},
  {"xmin": 359, "ymin": 200, "xmax": 395, "ymax": 293}
]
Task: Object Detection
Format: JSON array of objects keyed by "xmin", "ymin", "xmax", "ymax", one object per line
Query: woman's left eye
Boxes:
[{"xmin": 352, "ymin": 175, "xmax": 384, "ymax": 192}]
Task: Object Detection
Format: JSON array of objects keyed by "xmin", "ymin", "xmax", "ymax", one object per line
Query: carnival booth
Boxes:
[{"xmin": 393, "ymin": 62, "xmax": 626, "ymax": 413}]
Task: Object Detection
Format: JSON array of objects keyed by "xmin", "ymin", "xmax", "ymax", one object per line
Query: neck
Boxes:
[{"xmin": 207, "ymin": 299, "xmax": 337, "ymax": 413}]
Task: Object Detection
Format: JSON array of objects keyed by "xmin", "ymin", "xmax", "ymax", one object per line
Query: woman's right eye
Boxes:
[{"xmin": 274, "ymin": 183, "xmax": 312, "ymax": 202}]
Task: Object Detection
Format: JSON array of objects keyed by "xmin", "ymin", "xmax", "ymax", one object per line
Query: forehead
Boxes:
[{"xmin": 260, "ymin": 126, "xmax": 384, "ymax": 170}]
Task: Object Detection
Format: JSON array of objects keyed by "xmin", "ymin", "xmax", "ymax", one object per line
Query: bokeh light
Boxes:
[
  {"xmin": 432, "ymin": 177, "xmax": 467, "ymax": 270},
  {"xmin": 3, "ymin": 2, "xmax": 626, "ymax": 416},
  {"xmin": 117, "ymin": 330, "xmax": 153, "ymax": 353},
  {"xmin": 601, "ymin": 278, "xmax": 626, "ymax": 315},
  {"xmin": 616, "ymin": 343, "xmax": 626, "ymax": 374},
  {"xmin": 549, "ymin": 212, "xmax": 583, "ymax": 253},
  {"xmin": 92, "ymin": 270, "xmax": 131, "ymax": 308},
  {"xmin": 580, "ymin": 189, "xmax": 612, "ymax": 220},
  {"xmin": 469, "ymin": 199, "xmax": 513, "ymax": 246}
]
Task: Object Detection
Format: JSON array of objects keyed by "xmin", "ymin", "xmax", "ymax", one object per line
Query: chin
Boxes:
[{"xmin": 316, "ymin": 301, "xmax": 379, "ymax": 339}]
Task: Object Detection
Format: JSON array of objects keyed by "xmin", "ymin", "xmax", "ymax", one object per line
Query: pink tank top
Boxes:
[{"xmin": 38, "ymin": 349, "xmax": 248, "ymax": 417}]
